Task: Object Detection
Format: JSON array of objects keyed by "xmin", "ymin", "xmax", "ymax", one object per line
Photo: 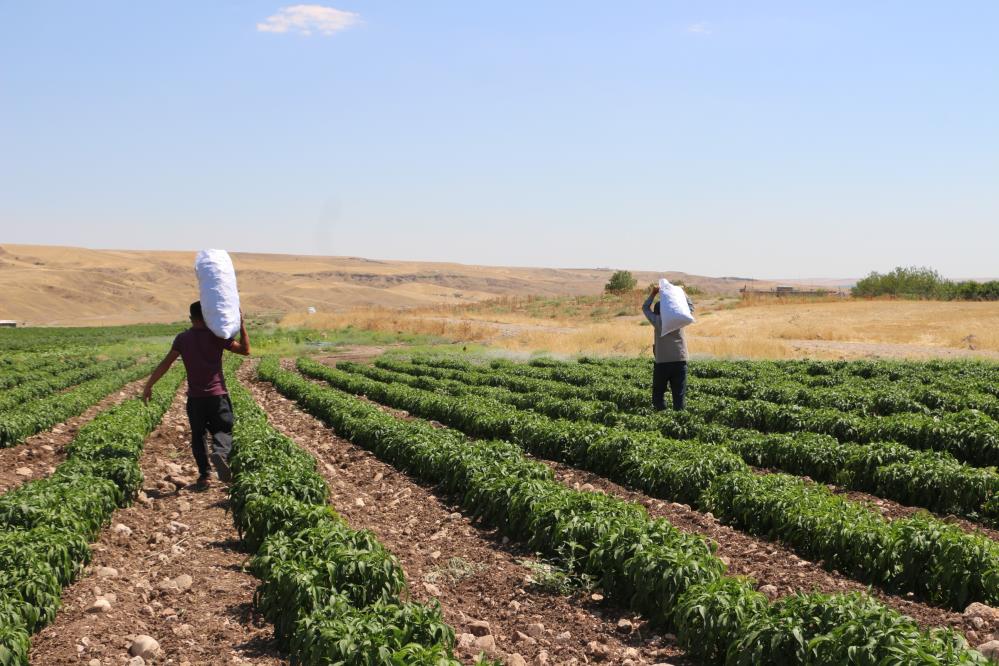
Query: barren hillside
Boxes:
[{"xmin": 0, "ymin": 244, "xmax": 817, "ymax": 325}]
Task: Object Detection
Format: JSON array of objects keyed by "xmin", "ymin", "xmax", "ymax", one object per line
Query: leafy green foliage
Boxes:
[
  {"xmin": 262, "ymin": 357, "xmax": 986, "ymax": 664},
  {"xmin": 315, "ymin": 356, "xmax": 999, "ymax": 610},
  {"xmin": 0, "ymin": 364, "xmax": 185, "ymax": 662},
  {"xmin": 226, "ymin": 366, "xmax": 463, "ymax": 663},
  {"xmin": 0, "ymin": 359, "xmax": 159, "ymax": 447},
  {"xmin": 604, "ymin": 270, "xmax": 637, "ymax": 294}
]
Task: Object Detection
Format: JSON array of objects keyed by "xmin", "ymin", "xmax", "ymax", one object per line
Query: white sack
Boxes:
[
  {"xmin": 194, "ymin": 249, "xmax": 241, "ymax": 340},
  {"xmin": 658, "ymin": 278, "xmax": 695, "ymax": 336}
]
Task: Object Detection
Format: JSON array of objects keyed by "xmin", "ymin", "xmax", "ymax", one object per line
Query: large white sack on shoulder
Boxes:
[
  {"xmin": 658, "ymin": 278, "xmax": 695, "ymax": 335},
  {"xmin": 194, "ymin": 249, "xmax": 241, "ymax": 340}
]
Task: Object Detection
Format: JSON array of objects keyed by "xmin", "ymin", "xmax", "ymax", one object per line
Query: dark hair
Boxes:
[
  {"xmin": 653, "ymin": 302, "xmax": 661, "ymax": 314},
  {"xmin": 189, "ymin": 301, "xmax": 204, "ymax": 321}
]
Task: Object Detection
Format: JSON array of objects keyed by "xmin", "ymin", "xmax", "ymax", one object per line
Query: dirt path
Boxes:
[
  {"xmin": 241, "ymin": 363, "xmax": 697, "ymax": 666},
  {"xmin": 0, "ymin": 378, "xmax": 146, "ymax": 494},
  {"xmin": 30, "ymin": 388, "xmax": 285, "ymax": 666}
]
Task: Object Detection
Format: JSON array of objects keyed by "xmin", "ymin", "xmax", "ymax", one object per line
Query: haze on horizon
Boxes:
[{"xmin": 1, "ymin": 1, "xmax": 996, "ymax": 280}]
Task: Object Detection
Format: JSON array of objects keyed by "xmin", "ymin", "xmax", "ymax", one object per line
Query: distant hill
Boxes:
[{"xmin": 0, "ymin": 244, "xmax": 829, "ymax": 325}]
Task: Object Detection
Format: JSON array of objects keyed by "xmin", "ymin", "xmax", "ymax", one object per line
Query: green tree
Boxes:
[{"xmin": 605, "ymin": 270, "xmax": 637, "ymax": 294}]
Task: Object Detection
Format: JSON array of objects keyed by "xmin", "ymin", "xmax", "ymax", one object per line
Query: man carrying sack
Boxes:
[
  {"xmin": 642, "ymin": 281, "xmax": 694, "ymax": 410},
  {"xmin": 143, "ymin": 302, "xmax": 250, "ymax": 487}
]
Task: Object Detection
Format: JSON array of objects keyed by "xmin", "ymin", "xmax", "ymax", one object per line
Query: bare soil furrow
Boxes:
[
  {"xmin": 241, "ymin": 362, "xmax": 696, "ymax": 666},
  {"xmin": 0, "ymin": 378, "xmax": 146, "ymax": 494},
  {"xmin": 29, "ymin": 388, "xmax": 285, "ymax": 666}
]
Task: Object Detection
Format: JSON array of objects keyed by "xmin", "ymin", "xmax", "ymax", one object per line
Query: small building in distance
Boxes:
[
  {"xmin": 740, "ymin": 285, "xmax": 845, "ymax": 299},
  {"xmin": 0, "ymin": 320, "xmax": 17, "ymax": 328}
]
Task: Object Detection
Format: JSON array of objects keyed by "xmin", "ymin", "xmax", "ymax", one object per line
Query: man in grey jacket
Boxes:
[{"xmin": 642, "ymin": 284, "xmax": 693, "ymax": 410}]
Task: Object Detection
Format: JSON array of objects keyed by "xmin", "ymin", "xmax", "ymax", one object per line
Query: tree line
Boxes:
[{"xmin": 852, "ymin": 266, "xmax": 999, "ymax": 300}]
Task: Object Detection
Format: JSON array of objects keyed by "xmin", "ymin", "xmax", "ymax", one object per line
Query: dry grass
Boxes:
[
  {"xmin": 281, "ymin": 309, "xmax": 495, "ymax": 342},
  {"xmin": 692, "ymin": 300, "xmax": 999, "ymax": 351},
  {"xmin": 282, "ymin": 297, "xmax": 999, "ymax": 360}
]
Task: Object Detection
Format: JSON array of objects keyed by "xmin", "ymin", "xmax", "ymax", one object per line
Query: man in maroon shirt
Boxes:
[{"xmin": 143, "ymin": 301, "xmax": 251, "ymax": 487}]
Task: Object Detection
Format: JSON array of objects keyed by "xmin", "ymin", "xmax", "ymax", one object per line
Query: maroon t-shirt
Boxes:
[{"xmin": 171, "ymin": 328, "xmax": 234, "ymax": 398}]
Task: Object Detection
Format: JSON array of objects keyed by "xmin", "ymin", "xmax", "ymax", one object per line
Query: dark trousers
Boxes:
[
  {"xmin": 186, "ymin": 395, "xmax": 234, "ymax": 476},
  {"xmin": 652, "ymin": 361, "xmax": 687, "ymax": 411}
]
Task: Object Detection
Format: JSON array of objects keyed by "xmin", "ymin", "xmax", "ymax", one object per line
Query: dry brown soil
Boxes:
[{"xmin": 30, "ymin": 388, "xmax": 285, "ymax": 666}]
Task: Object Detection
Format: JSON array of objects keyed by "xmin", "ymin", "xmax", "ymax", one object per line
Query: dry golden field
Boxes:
[{"xmin": 284, "ymin": 297, "xmax": 999, "ymax": 360}]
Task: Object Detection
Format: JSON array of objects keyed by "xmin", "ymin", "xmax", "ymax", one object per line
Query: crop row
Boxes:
[
  {"xmin": 0, "ymin": 356, "xmax": 139, "ymax": 413},
  {"xmin": 225, "ymin": 366, "xmax": 469, "ymax": 664},
  {"xmin": 450, "ymin": 357, "xmax": 999, "ymax": 471},
  {"xmin": 369, "ymin": 358, "xmax": 999, "ymax": 522},
  {"xmin": 0, "ymin": 367, "xmax": 184, "ymax": 665},
  {"xmin": 0, "ymin": 353, "xmax": 100, "ymax": 390},
  {"xmin": 259, "ymin": 357, "xmax": 988, "ymax": 664},
  {"xmin": 305, "ymin": 357, "xmax": 999, "ymax": 611},
  {"xmin": 579, "ymin": 356, "xmax": 999, "ymax": 393},
  {"xmin": 0, "ymin": 358, "xmax": 157, "ymax": 448},
  {"xmin": 0, "ymin": 323, "xmax": 181, "ymax": 353},
  {"xmin": 565, "ymin": 358, "xmax": 999, "ymax": 421},
  {"xmin": 469, "ymin": 359, "xmax": 999, "ymax": 468}
]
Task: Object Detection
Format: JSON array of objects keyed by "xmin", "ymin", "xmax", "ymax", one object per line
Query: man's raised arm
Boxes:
[
  {"xmin": 642, "ymin": 285, "xmax": 660, "ymax": 326},
  {"xmin": 228, "ymin": 315, "xmax": 251, "ymax": 356}
]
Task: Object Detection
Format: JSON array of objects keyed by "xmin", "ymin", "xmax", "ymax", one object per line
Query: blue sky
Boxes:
[{"xmin": 1, "ymin": 2, "xmax": 996, "ymax": 278}]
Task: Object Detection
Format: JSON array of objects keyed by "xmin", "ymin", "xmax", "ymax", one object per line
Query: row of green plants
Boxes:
[
  {"xmin": 0, "ymin": 323, "xmax": 182, "ymax": 353},
  {"xmin": 527, "ymin": 355, "xmax": 999, "ymax": 410},
  {"xmin": 427, "ymin": 357, "xmax": 999, "ymax": 470},
  {"xmin": 576, "ymin": 355, "xmax": 999, "ymax": 389},
  {"xmin": 0, "ymin": 366, "xmax": 184, "ymax": 665},
  {"xmin": 370, "ymin": 358, "xmax": 999, "ymax": 522},
  {"xmin": 0, "ymin": 358, "xmax": 157, "ymax": 447},
  {"xmin": 225, "ymin": 367, "xmax": 470, "ymax": 665},
  {"xmin": 306, "ymin": 358, "xmax": 999, "ymax": 611},
  {"xmin": 261, "ymin": 358, "xmax": 988, "ymax": 665},
  {"xmin": 0, "ymin": 356, "xmax": 139, "ymax": 413},
  {"xmin": 565, "ymin": 357, "xmax": 999, "ymax": 421},
  {"xmin": 0, "ymin": 352, "xmax": 100, "ymax": 389}
]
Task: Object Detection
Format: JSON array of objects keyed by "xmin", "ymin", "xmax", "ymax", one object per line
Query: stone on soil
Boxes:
[
  {"xmin": 507, "ymin": 654, "xmax": 527, "ymax": 666},
  {"xmin": 173, "ymin": 573, "xmax": 194, "ymax": 592},
  {"xmin": 468, "ymin": 620, "xmax": 492, "ymax": 636},
  {"xmin": 978, "ymin": 640, "xmax": 999, "ymax": 660},
  {"xmin": 96, "ymin": 566, "xmax": 118, "ymax": 579},
  {"xmin": 87, "ymin": 598, "xmax": 111, "ymax": 613},
  {"xmin": 474, "ymin": 634, "xmax": 496, "ymax": 651},
  {"xmin": 15, "ymin": 467, "xmax": 31, "ymax": 477},
  {"xmin": 129, "ymin": 634, "xmax": 160, "ymax": 660},
  {"xmin": 525, "ymin": 622, "xmax": 545, "ymax": 638}
]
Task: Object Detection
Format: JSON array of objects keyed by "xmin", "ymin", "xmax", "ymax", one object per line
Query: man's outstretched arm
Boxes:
[
  {"xmin": 143, "ymin": 350, "xmax": 180, "ymax": 402},
  {"xmin": 228, "ymin": 315, "xmax": 251, "ymax": 356}
]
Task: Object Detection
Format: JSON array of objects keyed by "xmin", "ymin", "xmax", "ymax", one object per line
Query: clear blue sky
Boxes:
[{"xmin": 1, "ymin": 2, "xmax": 996, "ymax": 279}]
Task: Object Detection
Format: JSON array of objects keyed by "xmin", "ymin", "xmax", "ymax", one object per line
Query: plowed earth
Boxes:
[{"xmin": 29, "ymin": 387, "xmax": 285, "ymax": 666}]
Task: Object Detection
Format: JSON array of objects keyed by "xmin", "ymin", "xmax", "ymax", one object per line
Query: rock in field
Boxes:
[
  {"xmin": 87, "ymin": 598, "xmax": 111, "ymax": 613},
  {"xmin": 966, "ymin": 603, "xmax": 999, "ymax": 623},
  {"xmin": 173, "ymin": 574, "xmax": 194, "ymax": 592},
  {"xmin": 96, "ymin": 566, "xmax": 118, "ymax": 579},
  {"xmin": 977, "ymin": 640, "xmax": 999, "ymax": 660},
  {"xmin": 14, "ymin": 467, "xmax": 32, "ymax": 477},
  {"xmin": 129, "ymin": 634, "xmax": 160, "ymax": 660},
  {"xmin": 468, "ymin": 620, "xmax": 491, "ymax": 636}
]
